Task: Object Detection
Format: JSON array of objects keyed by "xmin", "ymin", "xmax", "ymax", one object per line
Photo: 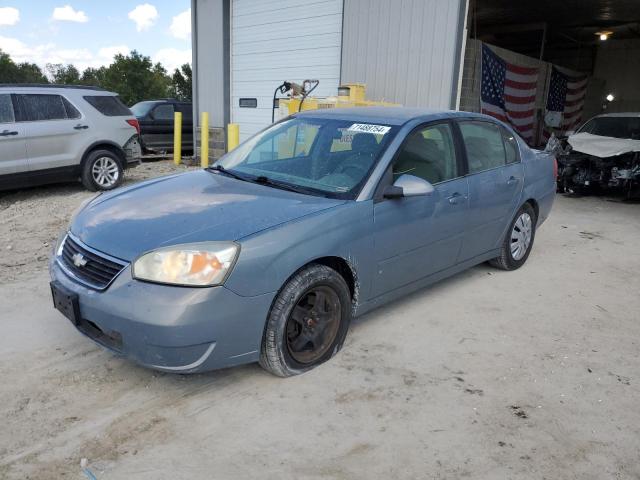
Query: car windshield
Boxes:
[
  {"xmin": 130, "ymin": 101, "xmax": 156, "ymax": 117},
  {"xmin": 578, "ymin": 116, "xmax": 640, "ymax": 140},
  {"xmin": 215, "ymin": 117, "xmax": 397, "ymax": 199}
]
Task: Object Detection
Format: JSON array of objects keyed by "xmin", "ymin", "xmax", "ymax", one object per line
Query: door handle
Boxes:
[
  {"xmin": 74, "ymin": 124, "xmax": 89, "ymax": 130},
  {"xmin": 447, "ymin": 192, "xmax": 465, "ymax": 205},
  {"xmin": 507, "ymin": 176, "xmax": 519, "ymax": 186},
  {"xmin": 0, "ymin": 130, "xmax": 18, "ymax": 136}
]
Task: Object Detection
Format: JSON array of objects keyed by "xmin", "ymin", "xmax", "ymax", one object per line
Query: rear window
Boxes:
[{"xmin": 83, "ymin": 95, "xmax": 132, "ymax": 117}]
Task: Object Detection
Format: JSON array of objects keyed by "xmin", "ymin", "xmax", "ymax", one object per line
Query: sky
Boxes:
[{"xmin": 0, "ymin": 1, "xmax": 192, "ymax": 74}]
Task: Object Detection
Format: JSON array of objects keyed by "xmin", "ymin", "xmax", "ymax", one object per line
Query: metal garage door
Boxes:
[{"xmin": 231, "ymin": 0, "xmax": 343, "ymax": 141}]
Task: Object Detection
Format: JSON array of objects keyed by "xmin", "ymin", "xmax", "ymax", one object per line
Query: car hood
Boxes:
[
  {"xmin": 71, "ymin": 170, "xmax": 345, "ymax": 261},
  {"xmin": 568, "ymin": 132, "xmax": 640, "ymax": 158}
]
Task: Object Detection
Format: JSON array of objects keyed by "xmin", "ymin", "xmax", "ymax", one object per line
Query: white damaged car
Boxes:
[{"xmin": 553, "ymin": 113, "xmax": 640, "ymax": 198}]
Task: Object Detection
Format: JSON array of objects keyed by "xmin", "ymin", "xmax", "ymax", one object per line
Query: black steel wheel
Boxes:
[
  {"xmin": 260, "ymin": 264, "xmax": 352, "ymax": 377},
  {"xmin": 286, "ymin": 286, "xmax": 342, "ymax": 365}
]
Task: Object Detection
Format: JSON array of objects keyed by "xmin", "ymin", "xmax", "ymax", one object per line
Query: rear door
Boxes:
[
  {"xmin": 145, "ymin": 103, "xmax": 175, "ymax": 151},
  {"xmin": 0, "ymin": 93, "xmax": 28, "ymax": 175},
  {"xmin": 457, "ymin": 120, "xmax": 524, "ymax": 261},
  {"xmin": 176, "ymin": 103, "xmax": 193, "ymax": 150},
  {"xmin": 15, "ymin": 93, "xmax": 85, "ymax": 171}
]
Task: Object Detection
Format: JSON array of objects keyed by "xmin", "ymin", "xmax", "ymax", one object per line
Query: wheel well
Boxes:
[
  {"xmin": 311, "ymin": 256, "xmax": 358, "ymax": 302},
  {"xmin": 524, "ymin": 198, "xmax": 539, "ymax": 220},
  {"xmin": 81, "ymin": 143, "xmax": 126, "ymax": 168}
]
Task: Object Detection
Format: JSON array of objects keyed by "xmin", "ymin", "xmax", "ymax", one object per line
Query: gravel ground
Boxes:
[
  {"xmin": 0, "ymin": 185, "xmax": 639, "ymax": 479},
  {"xmin": 0, "ymin": 160, "xmax": 195, "ymax": 284}
]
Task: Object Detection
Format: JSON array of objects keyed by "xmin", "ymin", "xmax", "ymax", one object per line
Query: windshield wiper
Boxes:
[
  {"xmin": 207, "ymin": 164, "xmax": 249, "ymax": 182},
  {"xmin": 253, "ymin": 175, "xmax": 322, "ymax": 196}
]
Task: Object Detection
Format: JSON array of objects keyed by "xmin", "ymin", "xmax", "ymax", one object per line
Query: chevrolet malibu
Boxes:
[{"xmin": 50, "ymin": 108, "xmax": 556, "ymax": 376}]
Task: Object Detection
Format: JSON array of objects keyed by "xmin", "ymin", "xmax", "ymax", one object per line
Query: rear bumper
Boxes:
[
  {"xmin": 49, "ymin": 256, "xmax": 275, "ymax": 373},
  {"xmin": 123, "ymin": 135, "xmax": 142, "ymax": 167}
]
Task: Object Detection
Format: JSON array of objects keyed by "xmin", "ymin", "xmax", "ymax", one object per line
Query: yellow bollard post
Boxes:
[
  {"xmin": 227, "ymin": 123, "xmax": 239, "ymax": 152},
  {"xmin": 200, "ymin": 112, "xmax": 209, "ymax": 168},
  {"xmin": 173, "ymin": 111, "xmax": 182, "ymax": 165}
]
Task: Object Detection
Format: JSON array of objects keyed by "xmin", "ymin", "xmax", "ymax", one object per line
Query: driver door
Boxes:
[{"xmin": 371, "ymin": 122, "xmax": 469, "ymax": 298}]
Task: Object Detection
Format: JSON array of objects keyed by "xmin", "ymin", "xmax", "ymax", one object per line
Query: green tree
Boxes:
[
  {"xmin": 100, "ymin": 50, "xmax": 170, "ymax": 105},
  {"xmin": 46, "ymin": 63, "xmax": 81, "ymax": 84},
  {"xmin": 0, "ymin": 49, "xmax": 48, "ymax": 83},
  {"xmin": 169, "ymin": 63, "xmax": 192, "ymax": 100},
  {"xmin": 79, "ymin": 67, "xmax": 106, "ymax": 87}
]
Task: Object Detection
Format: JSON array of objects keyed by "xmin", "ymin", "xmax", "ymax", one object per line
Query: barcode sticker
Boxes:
[{"xmin": 347, "ymin": 123, "xmax": 391, "ymax": 135}]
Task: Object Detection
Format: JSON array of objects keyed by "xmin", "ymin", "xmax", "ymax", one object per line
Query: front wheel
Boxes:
[
  {"xmin": 490, "ymin": 203, "xmax": 537, "ymax": 271},
  {"xmin": 81, "ymin": 150, "xmax": 124, "ymax": 191},
  {"xmin": 260, "ymin": 264, "xmax": 352, "ymax": 377}
]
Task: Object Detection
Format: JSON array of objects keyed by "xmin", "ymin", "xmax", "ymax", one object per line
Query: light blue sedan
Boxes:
[{"xmin": 49, "ymin": 108, "xmax": 556, "ymax": 376}]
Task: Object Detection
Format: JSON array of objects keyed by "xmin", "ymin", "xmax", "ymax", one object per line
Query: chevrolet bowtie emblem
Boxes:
[{"xmin": 72, "ymin": 253, "xmax": 88, "ymax": 268}]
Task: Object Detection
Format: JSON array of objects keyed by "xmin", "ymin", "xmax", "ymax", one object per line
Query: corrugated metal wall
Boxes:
[
  {"xmin": 340, "ymin": 0, "xmax": 467, "ymax": 109},
  {"xmin": 192, "ymin": 0, "xmax": 228, "ymax": 128},
  {"xmin": 231, "ymin": 0, "xmax": 343, "ymax": 141}
]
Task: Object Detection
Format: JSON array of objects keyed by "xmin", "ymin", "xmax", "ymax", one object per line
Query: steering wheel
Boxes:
[{"xmin": 334, "ymin": 153, "xmax": 371, "ymax": 179}]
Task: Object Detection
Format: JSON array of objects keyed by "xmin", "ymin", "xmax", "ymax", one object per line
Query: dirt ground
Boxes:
[
  {"xmin": 1, "ymin": 174, "xmax": 639, "ymax": 479},
  {"xmin": 0, "ymin": 160, "xmax": 196, "ymax": 285}
]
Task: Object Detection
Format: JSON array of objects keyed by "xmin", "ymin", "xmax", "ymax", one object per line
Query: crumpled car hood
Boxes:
[
  {"xmin": 71, "ymin": 170, "xmax": 345, "ymax": 261},
  {"xmin": 568, "ymin": 132, "xmax": 640, "ymax": 158}
]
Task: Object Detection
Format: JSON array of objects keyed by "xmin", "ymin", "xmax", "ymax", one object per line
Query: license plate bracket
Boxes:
[{"xmin": 50, "ymin": 281, "xmax": 80, "ymax": 325}]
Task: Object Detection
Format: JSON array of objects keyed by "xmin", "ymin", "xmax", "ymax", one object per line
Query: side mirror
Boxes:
[{"xmin": 383, "ymin": 174, "xmax": 434, "ymax": 199}]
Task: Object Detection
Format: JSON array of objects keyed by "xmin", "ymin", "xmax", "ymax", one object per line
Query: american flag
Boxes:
[
  {"xmin": 544, "ymin": 66, "xmax": 588, "ymax": 138},
  {"xmin": 481, "ymin": 44, "xmax": 539, "ymax": 144}
]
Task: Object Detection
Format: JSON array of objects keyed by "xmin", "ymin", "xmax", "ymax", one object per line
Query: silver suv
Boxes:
[{"xmin": 0, "ymin": 84, "xmax": 141, "ymax": 191}]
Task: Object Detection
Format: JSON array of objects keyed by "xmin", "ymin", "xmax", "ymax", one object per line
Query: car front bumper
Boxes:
[{"xmin": 49, "ymin": 257, "xmax": 275, "ymax": 373}]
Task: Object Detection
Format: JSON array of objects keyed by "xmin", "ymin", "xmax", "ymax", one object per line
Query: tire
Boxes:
[
  {"xmin": 81, "ymin": 149, "xmax": 124, "ymax": 191},
  {"xmin": 259, "ymin": 264, "xmax": 352, "ymax": 377},
  {"xmin": 490, "ymin": 203, "xmax": 537, "ymax": 271}
]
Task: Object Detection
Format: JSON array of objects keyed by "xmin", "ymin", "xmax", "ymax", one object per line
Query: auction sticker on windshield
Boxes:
[{"xmin": 347, "ymin": 123, "xmax": 391, "ymax": 135}]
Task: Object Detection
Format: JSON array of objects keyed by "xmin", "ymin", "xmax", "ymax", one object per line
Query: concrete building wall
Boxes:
[{"xmin": 340, "ymin": 0, "xmax": 467, "ymax": 109}]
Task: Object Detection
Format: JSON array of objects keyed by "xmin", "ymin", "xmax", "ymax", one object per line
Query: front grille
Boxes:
[{"xmin": 58, "ymin": 234, "xmax": 127, "ymax": 290}]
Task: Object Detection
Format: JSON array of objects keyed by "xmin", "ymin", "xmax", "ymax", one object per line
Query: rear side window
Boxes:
[
  {"xmin": 83, "ymin": 95, "xmax": 132, "ymax": 116},
  {"xmin": 501, "ymin": 127, "xmax": 520, "ymax": 164},
  {"xmin": 15, "ymin": 94, "xmax": 68, "ymax": 121},
  {"xmin": 62, "ymin": 97, "xmax": 81, "ymax": 119},
  {"xmin": 459, "ymin": 121, "xmax": 506, "ymax": 174},
  {"xmin": 0, "ymin": 94, "xmax": 15, "ymax": 123},
  {"xmin": 176, "ymin": 103, "xmax": 192, "ymax": 117},
  {"xmin": 152, "ymin": 104, "xmax": 174, "ymax": 120}
]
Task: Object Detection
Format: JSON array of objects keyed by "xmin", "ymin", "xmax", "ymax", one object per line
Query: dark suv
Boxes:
[{"xmin": 130, "ymin": 99, "xmax": 193, "ymax": 154}]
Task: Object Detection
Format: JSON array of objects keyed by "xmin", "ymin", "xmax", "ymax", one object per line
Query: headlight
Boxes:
[{"xmin": 132, "ymin": 242, "xmax": 240, "ymax": 287}]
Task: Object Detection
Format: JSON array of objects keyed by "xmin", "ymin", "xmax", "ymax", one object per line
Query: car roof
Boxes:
[
  {"xmin": 294, "ymin": 106, "xmax": 489, "ymax": 126},
  {"xmin": 0, "ymin": 84, "xmax": 114, "ymax": 94},
  {"xmin": 591, "ymin": 112, "xmax": 640, "ymax": 118}
]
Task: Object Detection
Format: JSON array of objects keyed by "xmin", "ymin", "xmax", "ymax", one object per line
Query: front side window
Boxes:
[
  {"xmin": 16, "ymin": 94, "xmax": 68, "ymax": 121},
  {"xmin": 459, "ymin": 121, "xmax": 506, "ymax": 173},
  {"xmin": 217, "ymin": 117, "xmax": 397, "ymax": 198},
  {"xmin": 0, "ymin": 94, "xmax": 15, "ymax": 123},
  {"xmin": 392, "ymin": 123, "xmax": 458, "ymax": 184}
]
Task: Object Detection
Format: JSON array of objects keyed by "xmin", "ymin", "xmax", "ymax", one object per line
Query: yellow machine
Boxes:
[{"xmin": 274, "ymin": 83, "xmax": 400, "ymax": 122}]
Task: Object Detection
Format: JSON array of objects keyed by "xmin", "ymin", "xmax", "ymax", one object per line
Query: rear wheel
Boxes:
[
  {"xmin": 81, "ymin": 149, "xmax": 124, "ymax": 191},
  {"xmin": 260, "ymin": 264, "xmax": 351, "ymax": 377},
  {"xmin": 490, "ymin": 203, "xmax": 537, "ymax": 271}
]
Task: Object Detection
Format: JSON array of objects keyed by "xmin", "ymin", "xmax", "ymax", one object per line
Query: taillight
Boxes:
[
  {"xmin": 126, "ymin": 119, "xmax": 140, "ymax": 135},
  {"xmin": 553, "ymin": 156, "xmax": 558, "ymax": 179}
]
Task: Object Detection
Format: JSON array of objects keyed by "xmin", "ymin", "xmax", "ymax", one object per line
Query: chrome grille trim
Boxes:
[{"xmin": 56, "ymin": 232, "xmax": 128, "ymax": 290}]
